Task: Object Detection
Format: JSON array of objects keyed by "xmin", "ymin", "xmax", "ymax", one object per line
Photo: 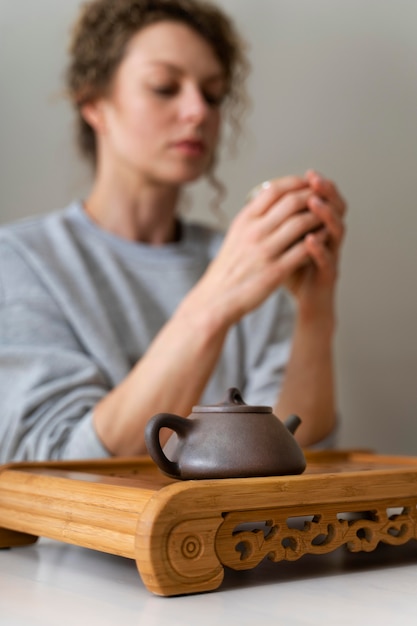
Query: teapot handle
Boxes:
[{"xmin": 145, "ymin": 413, "xmax": 192, "ymax": 478}]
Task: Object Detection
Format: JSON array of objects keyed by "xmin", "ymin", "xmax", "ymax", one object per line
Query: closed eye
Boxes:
[
  {"xmin": 202, "ymin": 91, "xmax": 225, "ymax": 107},
  {"xmin": 150, "ymin": 83, "xmax": 225, "ymax": 107},
  {"xmin": 152, "ymin": 84, "xmax": 179, "ymax": 97}
]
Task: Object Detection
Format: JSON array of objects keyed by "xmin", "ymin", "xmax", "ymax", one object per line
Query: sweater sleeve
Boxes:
[{"xmin": 0, "ymin": 240, "xmax": 111, "ymax": 462}]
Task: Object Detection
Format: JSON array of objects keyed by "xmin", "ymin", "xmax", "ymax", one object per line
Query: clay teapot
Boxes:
[{"xmin": 145, "ymin": 388, "xmax": 306, "ymax": 479}]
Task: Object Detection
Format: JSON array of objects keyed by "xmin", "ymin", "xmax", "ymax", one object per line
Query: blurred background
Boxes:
[{"xmin": 1, "ymin": 0, "xmax": 416, "ymax": 453}]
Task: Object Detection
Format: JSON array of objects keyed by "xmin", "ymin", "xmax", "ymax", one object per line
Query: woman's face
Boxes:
[{"xmin": 86, "ymin": 21, "xmax": 227, "ymax": 185}]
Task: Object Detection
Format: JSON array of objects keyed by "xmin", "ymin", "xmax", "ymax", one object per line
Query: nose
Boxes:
[{"xmin": 179, "ymin": 84, "xmax": 211, "ymax": 125}]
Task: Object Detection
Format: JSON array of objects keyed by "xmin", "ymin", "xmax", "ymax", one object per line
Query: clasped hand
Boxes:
[{"xmin": 196, "ymin": 170, "xmax": 346, "ymax": 329}]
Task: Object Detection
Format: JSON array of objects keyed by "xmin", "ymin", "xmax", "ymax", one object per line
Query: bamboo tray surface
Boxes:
[
  {"xmin": 4, "ymin": 448, "xmax": 417, "ymax": 481},
  {"xmin": 1, "ymin": 450, "xmax": 417, "ymax": 596}
]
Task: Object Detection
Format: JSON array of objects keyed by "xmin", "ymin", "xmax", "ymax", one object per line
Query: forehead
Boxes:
[{"xmin": 122, "ymin": 20, "xmax": 225, "ymax": 78}]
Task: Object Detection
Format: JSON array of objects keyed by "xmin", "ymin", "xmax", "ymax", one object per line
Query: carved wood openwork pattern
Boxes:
[{"xmin": 215, "ymin": 499, "xmax": 417, "ymax": 570}]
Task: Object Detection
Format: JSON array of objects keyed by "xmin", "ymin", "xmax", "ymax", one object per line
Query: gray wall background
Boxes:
[{"xmin": 1, "ymin": 0, "xmax": 416, "ymax": 454}]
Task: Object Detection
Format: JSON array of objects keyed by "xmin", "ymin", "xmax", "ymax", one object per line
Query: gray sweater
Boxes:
[{"xmin": 0, "ymin": 202, "xmax": 295, "ymax": 462}]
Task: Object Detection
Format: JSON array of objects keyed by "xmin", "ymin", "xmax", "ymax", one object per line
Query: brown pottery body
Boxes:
[{"xmin": 145, "ymin": 388, "xmax": 306, "ymax": 480}]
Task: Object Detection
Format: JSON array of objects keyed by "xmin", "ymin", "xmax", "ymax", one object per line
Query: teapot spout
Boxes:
[{"xmin": 284, "ymin": 414, "xmax": 302, "ymax": 435}]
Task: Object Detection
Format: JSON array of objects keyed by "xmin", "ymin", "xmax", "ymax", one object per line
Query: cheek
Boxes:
[{"xmin": 108, "ymin": 98, "xmax": 163, "ymax": 148}]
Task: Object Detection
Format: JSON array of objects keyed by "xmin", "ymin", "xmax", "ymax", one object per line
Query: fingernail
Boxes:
[
  {"xmin": 307, "ymin": 169, "xmax": 323, "ymax": 183},
  {"xmin": 247, "ymin": 180, "xmax": 271, "ymax": 201}
]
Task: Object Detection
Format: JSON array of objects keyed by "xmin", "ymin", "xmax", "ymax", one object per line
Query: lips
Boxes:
[{"xmin": 171, "ymin": 138, "xmax": 206, "ymax": 156}]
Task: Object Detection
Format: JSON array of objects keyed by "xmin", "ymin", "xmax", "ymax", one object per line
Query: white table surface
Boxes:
[{"xmin": 1, "ymin": 538, "xmax": 417, "ymax": 625}]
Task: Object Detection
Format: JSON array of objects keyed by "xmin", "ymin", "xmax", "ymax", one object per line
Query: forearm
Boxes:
[
  {"xmin": 276, "ymin": 171, "xmax": 345, "ymax": 448},
  {"xmin": 93, "ymin": 296, "xmax": 229, "ymax": 456},
  {"xmin": 275, "ymin": 313, "xmax": 336, "ymax": 447}
]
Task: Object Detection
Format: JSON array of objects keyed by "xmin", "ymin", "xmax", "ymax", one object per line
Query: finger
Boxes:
[
  {"xmin": 263, "ymin": 209, "xmax": 323, "ymax": 259},
  {"xmin": 305, "ymin": 233, "xmax": 337, "ymax": 275},
  {"xmin": 305, "ymin": 170, "xmax": 347, "ymax": 217},
  {"xmin": 268, "ymin": 237, "xmax": 312, "ymax": 284},
  {"xmin": 306, "ymin": 226, "xmax": 328, "ymax": 246},
  {"xmin": 308, "ymin": 195, "xmax": 345, "ymax": 250},
  {"xmin": 247, "ymin": 175, "xmax": 309, "ymax": 216},
  {"xmin": 256, "ymin": 188, "xmax": 314, "ymax": 238}
]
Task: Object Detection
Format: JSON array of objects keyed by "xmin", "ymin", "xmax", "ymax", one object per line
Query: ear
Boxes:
[{"xmin": 80, "ymin": 100, "xmax": 107, "ymax": 134}]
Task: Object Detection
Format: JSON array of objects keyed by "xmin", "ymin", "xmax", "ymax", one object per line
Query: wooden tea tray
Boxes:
[{"xmin": 1, "ymin": 450, "xmax": 417, "ymax": 596}]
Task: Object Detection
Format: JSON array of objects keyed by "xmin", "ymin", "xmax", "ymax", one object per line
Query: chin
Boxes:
[{"xmin": 166, "ymin": 164, "xmax": 210, "ymax": 185}]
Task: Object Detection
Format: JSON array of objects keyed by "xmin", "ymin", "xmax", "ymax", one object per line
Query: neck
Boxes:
[{"xmin": 84, "ymin": 159, "xmax": 182, "ymax": 245}]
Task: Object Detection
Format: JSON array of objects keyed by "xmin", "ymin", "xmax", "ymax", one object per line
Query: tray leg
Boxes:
[
  {"xmin": 0, "ymin": 527, "xmax": 38, "ymax": 549},
  {"xmin": 136, "ymin": 515, "xmax": 224, "ymax": 596}
]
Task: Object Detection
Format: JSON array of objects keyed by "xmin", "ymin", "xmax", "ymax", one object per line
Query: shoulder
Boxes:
[
  {"xmin": 0, "ymin": 202, "xmax": 81, "ymax": 250},
  {"xmin": 0, "ymin": 203, "xmax": 80, "ymax": 302}
]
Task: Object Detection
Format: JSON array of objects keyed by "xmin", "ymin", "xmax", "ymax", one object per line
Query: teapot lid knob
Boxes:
[
  {"xmin": 192, "ymin": 387, "xmax": 272, "ymax": 413},
  {"xmin": 224, "ymin": 387, "xmax": 246, "ymax": 406}
]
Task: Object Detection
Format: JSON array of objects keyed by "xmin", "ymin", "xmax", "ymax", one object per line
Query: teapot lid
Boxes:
[{"xmin": 192, "ymin": 387, "xmax": 272, "ymax": 414}]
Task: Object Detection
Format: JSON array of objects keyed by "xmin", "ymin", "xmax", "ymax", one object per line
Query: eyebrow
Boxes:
[{"xmin": 147, "ymin": 60, "xmax": 226, "ymax": 83}]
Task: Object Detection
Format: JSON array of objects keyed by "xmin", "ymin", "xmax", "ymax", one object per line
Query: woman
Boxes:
[{"xmin": 0, "ymin": 0, "xmax": 346, "ymax": 462}]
